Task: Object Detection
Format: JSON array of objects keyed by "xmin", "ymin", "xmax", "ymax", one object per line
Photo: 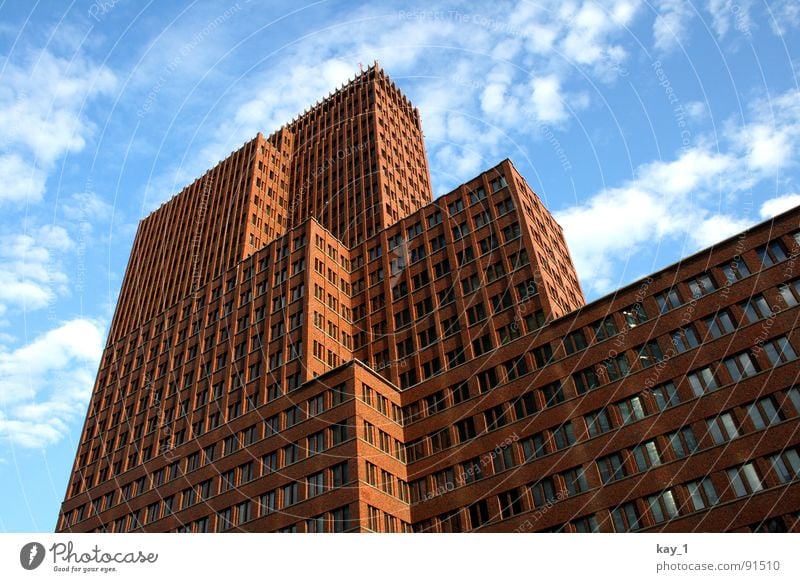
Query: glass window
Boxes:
[
  {"xmin": 724, "ymin": 352, "xmax": 759, "ymax": 382},
  {"xmin": 686, "ymin": 478, "xmax": 719, "ymax": 511},
  {"xmin": 706, "ymin": 412, "xmax": 739, "ymax": 444},
  {"xmin": 704, "ymin": 309, "xmax": 736, "ymax": 339},
  {"xmin": 586, "ymin": 409, "xmax": 612, "ymax": 437},
  {"xmin": 651, "ymin": 382, "xmax": 680, "ymax": 411},
  {"xmin": 654, "ymin": 289, "xmax": 682, "ymax": 313},
  {"xmin": 762, "ymin": 336, "xmax": 797, "ymax": 366},
  {"xmin": 687, "ymin": 366, "xmax": 718, "ymax": 396},
  {"xmin": 747, "ymin": 397, "xmax": 783, "ymax": 430},
  {"xmin": 727, "ymin": 463, "xmax": 763, "ymax": 497},
  {"xmin": 770, "ymin": 449, "xmax": 800, "ymax": 483},
  {"xmin": 647, "ymin": 490, "xmax": 678, "ymax": 523},
  {"xmin": 686, "ymin": 274, "xmax": 717, "ymax": 298}
]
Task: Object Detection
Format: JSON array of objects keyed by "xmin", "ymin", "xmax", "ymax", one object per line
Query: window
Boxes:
[
  {"xmin": 761, "ymin": 336, "xmax": 797, "ymax": 366},
  {"xmin": 516, "ymin": 279, "xmax": 537, "ymax": 300},
  {"xmin": 668, "ymin": 427, "xmax": 698, "ymax": 459},
  {"xmin": 551, "ymin": 422, "xmax": 575, "ymax": 449},
  {"xmin": 622, "ymin": 303, "xmax": 647, "ymax": 327},
  {"xmin": 462, "ymin": 458, "xmax": 483, "ymax": 483},
  {"xmin": 531, "ymin": 344, "xmax": 554, "ymax": 368},
  {"xmin": 756, "ymin": 239, "xmax": 788, "ymax": 267},
  {"xmin": 521, "ymin": 434, "xmax": 547, "ymax": 461},
  {"xmin": 281, "ymin": 482, "xmax": 298, "ymax": 508},
  {"xmin": 686, "ymin": 366, "xmax": 718, "ymax": 396},
  {"xmin": 448, "ymin": 198, "xmax": 464, "ymax": 215},
  {"xmin": 260, "ymin": 491, "xmax": 276, "ymax": 515},
  {"xmin": 474, "ymin": 210, "xmax": 491, "ymax": 229},
  {"xmin": 498, "ymin": 488, "xmax": 525, "ymax": 518},
  {"xmin": 686, "ymin": 478, "xmax": 719, "ymax": 510},
  {"xmin": 468, "ymin": 500, "xmax": 490, "ymax": 528},
  {"xmin": 237, "ymin": 501, "xmax": 252, "ymax": 525},
  {"xmin": 513, "ymin": 392, "xmax": 537, "ymax": 419},
  {"xmin": 306, "ymin": 472, "xmax": 325, "ymax": 498},
  {"xmin": 616, "ymin": 396, "xmax": 645, "ymax": 425},
  {"xmin": 770, "ymin": 448, "xmax": 800, "ymax": 483},
  {"xmin": 467, "ymin": 302, "xmax": 486, "ymax": 325},
  {"xmin": 637, "ymin": 341, "xmax": 664, "ymax": 368},
  {"xmin": 726, "ymin": 463, "xmax": 763, "ymax": 497},
  {"xmin": 469, "ymin": 187, "xmax": 487, "ymax": 204},
  {"xmin": 602, "ymin": 353, "xmax": 630, "ymax": 381},
  {"xmin": 597, "ymin": 453, "xmax": 627, "ymax": 484},
  {"xmin": 502, "ymin": 223, "xmax": 521, "ymax": 241},
  {"xmin": 455, "ymin": 418, "xmax": 476, "ymax": 442},
  {"xmin": 724, "ymin": 352, "xmax": 759, "ymax": 382},
  {"xmin": 610, "ymin": 502, "xmax": 641, "ymax": 531},
  {"xmin": 529, "ymin": 477, "xmax": 558, "ymax": 507},
  {"xmin": 492, "ymin": 291, "xmax": 514, "ymax": 314},
  {"xmin": 654, "ymin": 288, "xmax": 682, "ymax": 313},
  {"xmin": 632, "ymin": 441, "xmax": 662, "ymax": 473},
  {"xmin": 747, "ymin": 397, "xmax": 783, "ymax": 429},
  {"xmin": 427, "ymin": 210, "xmax": 442, "ymax": 227},
  {"xmin": 504, "ymin": 356, "xmax": 528, "ymax": 381},
  {"xmin": 671, "ymin": 326, "xmax": 700, "ymax": 352},
  {"xmin": 593, "ymin": 317, "xmax": 618, "ymax": 341},
  {"xmin": 479, "ymin": 234, "xmax": 499, "ymax": 254},
  {"xmin": 573, "ymin": 367, "xmax": 600, "ymax": 394},
  {"xmin": 484, "ymin": 404, "xmax": 509, "ymax": 430},
  {"xmin": 217, "ymin": 507, "xmax": 233, "ymax": 532},
  {"xmin": 406, "ymin": 222, "xmax": 422, "ymax": 239},
  {"xmin": 721, "ymin": 260, "xmax": 750, "ymax": 284},
  {"xmin": 704, "ymin": 309, "xmax": 735, "ymax": 339},
  {"xmin": 542, "ymin": 382, "xmax": 565, "ymax": 407},
  {"xmin": 490, "ymin": 175, "xmax": 507, "ymax": 191},
  {"xmin": 651, "ymin": 382, "xmax": 680, "ymax": 411},
  {"xmin": 647, "ymin": 490, "xmax": 678, "ymax": 524},
  {"xmin": 472, "ymin": 334, "xmax": 494, "ymax": 357},
  {"xmin": 561, "ymin": 466, "xmax": 589, "ymax": 497},
  {"xmin": 686, "ymin": 273, "xmax": 717, "ymax": 298},
  {"xmin": 586, "ymin": 409, "xmax": 612, "ymax": 437},
  {"xmin": 742, "ymin": 294, "xmax": 772, "ymax": 323},
  {"xmin": 563, "ymin": 330, "xmax": 587, "ymax": 355},
  {"xmin": 261, "ymin": 452, "xmax": 278, "ymax": 475},
  {"xmin": 496, "ymin": 198, "xmax": 515, "ymax": 215}
]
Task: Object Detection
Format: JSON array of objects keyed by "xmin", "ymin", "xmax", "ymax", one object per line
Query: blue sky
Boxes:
[{"xmin": 0, "ymin": 0, "xmax": 798, "ymax": 532}]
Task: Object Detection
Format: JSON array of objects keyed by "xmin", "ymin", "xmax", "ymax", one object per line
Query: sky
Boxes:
[{"xmin": 0, "ymin": 0, "xmax": 798, "ymax": 532}]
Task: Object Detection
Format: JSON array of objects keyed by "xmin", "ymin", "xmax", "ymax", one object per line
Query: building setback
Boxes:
[{"xmin": 58, "ymin": 65, "xmax": 800, "ymax": 533}]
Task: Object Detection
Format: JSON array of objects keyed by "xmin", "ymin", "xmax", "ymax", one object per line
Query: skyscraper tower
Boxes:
[{"xmin": 58, "ymin": 65, "xmax": 800, "ymax": 533}]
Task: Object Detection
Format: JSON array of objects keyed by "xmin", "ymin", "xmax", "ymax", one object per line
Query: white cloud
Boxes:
[
  {"xmin": 555, "ymin": 145, "xmax": 747, "ymax": 294},
  {"xmin": 653, "ymin": 0, "xmax": 695, "ymax": 51},
  {"xmin": 556, "ymin": 86, "xmax": 800, "ymax": 294},
  {"xmin": 531, "ymin": 75, "xmax": 567, "ymax": 123},
  {"xmin": 0, "ymin": 229, "xmax": 72, "ymax": 313},
  {"xmin": 0, "ymin": 48, "xmax": 116, "ymax": 207},
  {"xmin": 727, "ymin": 89, "xmax": 800, "ymax": 173},
  {"xmin": 690, "ymin": 213, "xmax": 753, "ymax": 247},
  {"xmin": 767, "ymin": 0, "xmax": 800, "ymax": 35},
  {"xmin": 0, "ymin": 318, "xmax": 103, "ymax": 449},
  {"xmin": 0, "ymin": 154, "xmax": 48, "ymax": 205},
  {"xmin": 759, "ymin": 193, "xmax": 800, "ymax": 218}
]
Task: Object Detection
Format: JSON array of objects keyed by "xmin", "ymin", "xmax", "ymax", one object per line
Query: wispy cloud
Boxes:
[
  {"xmin": 0, "ymin": 48, "xmax": 116, "ymax": 206},
  {"xmin": 0, "ymin": 318, "xmax": 104, "ymax": 449},
  {"xmin": 557, "ymin": 86, "xmax": 800, "ymax": 295}
]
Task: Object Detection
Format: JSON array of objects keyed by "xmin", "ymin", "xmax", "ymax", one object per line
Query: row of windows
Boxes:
[
  {"xmin": 413, "ymin": 443, "xmax": 800, "ymax": 533},
  {"xmin": 408, "ymin": 385, "xmax": 800, "ymax": 509},
  {"xmin": 71, "ymin": 383, "xmax": 351, "ymax": 498}
]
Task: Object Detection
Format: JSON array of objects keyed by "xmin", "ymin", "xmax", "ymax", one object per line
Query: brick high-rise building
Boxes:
[{"xmin": 58, "ymin": 65, "xmax": 800, "ymax": 533}]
